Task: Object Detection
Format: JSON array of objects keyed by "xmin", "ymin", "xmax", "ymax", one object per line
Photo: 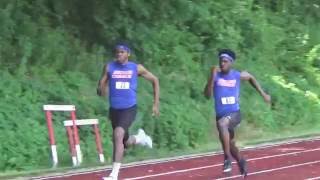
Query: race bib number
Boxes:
[
  {"xmin": 115, "ymin": 82, "xmax": 130, "ymax": 89},
  {"xmin": 221, "ymin": 97, "xmax": 235, "ymax": 105}
]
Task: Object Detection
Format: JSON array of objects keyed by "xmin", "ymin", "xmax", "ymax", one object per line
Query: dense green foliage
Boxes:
[{"xmin": 0, "ymin": 0, "xmax": 319, "ymax": 172}]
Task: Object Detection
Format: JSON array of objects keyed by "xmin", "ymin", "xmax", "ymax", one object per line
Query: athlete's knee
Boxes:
[
  {"xmin": 113, "ymin": 127, "xmax": 125, "ymax": 141},
  {"xmin": 217, "ymin": 120, "xmax": 229, "ymax": 131},
  {"xmin": 230, "ymin": 139, "xmax": 236, "ymax": 146},
  {"xmin": 229, "ymin": 130, "xmax": 235, "ymax": 139}
]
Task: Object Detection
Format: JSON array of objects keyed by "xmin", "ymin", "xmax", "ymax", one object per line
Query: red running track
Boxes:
[{"xmin": 33, "ymin": 137, "xmax": 320, "ymax": 180}]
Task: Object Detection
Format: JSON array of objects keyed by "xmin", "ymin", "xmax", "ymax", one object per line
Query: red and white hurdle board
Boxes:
[
  {"xmin": 63, "ymin": 119, "xmax": 105, "ymax": 166},
  {"xmin": 43, "ymin": 105, "xmax": 105, "ymax": 167}
]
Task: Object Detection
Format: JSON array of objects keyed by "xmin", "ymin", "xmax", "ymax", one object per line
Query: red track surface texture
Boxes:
[{"xmin": 33, "ymin": 138, "xmax": 320, "ymax": 180}]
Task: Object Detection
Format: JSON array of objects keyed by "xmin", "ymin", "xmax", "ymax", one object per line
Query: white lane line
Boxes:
[
  {"xmin": 124, "ymin": 148, "xmax": 320, "ymax": 180},
  {"xmin": 32, "ymin": 137, "xmax": 320, "ymax": 180},
  {"xmin": 217, "ymin": 160, "xmax": 320, "ymax": 180},
  {"xmin": 305, "ymin": 176, "xmax": 320, "ymax": 180}
]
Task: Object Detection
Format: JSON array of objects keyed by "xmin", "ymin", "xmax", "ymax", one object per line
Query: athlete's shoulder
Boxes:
[
  {"xmin": 106, "ymin": 60, "xmax": 116, "ymax": 66},
  {"xmin": 128, "ymin": 60, "xmax": 139, "ymax": 65},
  {"xmin": 231, "ymin": 68, "xmax": 240, "ymax": 73},
  {"xmin": 232, "ymin": 69, "xmax": 241, "ymax": 74}
]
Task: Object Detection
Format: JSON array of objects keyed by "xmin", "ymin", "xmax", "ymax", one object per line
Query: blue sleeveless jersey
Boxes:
[
  {"xmin": 107, "ymin": 61, "xmax": 138, "ymax": 109},
  {"xmin": 213, "ymin": 69, "xmax": 241, "ymax": 117}
]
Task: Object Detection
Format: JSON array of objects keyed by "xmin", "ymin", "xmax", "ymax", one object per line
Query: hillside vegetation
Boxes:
[{"xmin": 0, "ymin": 0, "xmax": 319, "ymax": 172}]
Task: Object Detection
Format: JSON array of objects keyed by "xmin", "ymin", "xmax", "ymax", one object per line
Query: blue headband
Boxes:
[
  {"xmin": 219, "ymin": 53, "xmax": 234, "ymax": 62},
  {"xmin": 115, "ymin": 45, "xmax": 131, "ymax": 53}
]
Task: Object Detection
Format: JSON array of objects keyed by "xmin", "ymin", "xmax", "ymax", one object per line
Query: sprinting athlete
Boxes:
[
  {"xmin": 97, "ymin": 44, "xmax": 160, "ymax": 180},
  {"xmin": 204, "ymin": 49, "xmax": 271, "ymax": 176}
]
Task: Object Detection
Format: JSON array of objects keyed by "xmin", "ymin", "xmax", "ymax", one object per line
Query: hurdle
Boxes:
[
  {"xmin": 63, "ymin": 119, "xmax": 105, "ymax": 166},
  {"xmin": 43, "ymin": 105, "xmax": 82, "ymax": 167}
]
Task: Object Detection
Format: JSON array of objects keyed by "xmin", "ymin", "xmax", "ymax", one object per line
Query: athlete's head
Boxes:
[
  {"xmin": 218, "ymin": 49, "xmax": 236, "ymax": 73},
  {"xmin": 114, "ymin": 44, "xmax": 131, "ymax": 64}
]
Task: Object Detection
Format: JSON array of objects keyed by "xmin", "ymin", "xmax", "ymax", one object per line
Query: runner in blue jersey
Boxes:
[
  {"xmin": 204, "ymin": 49, "xmax": 271, "ymax": 177},
  {"xmin": 97, "ymin": 44, "xmax": 160, "ymax": 180}
]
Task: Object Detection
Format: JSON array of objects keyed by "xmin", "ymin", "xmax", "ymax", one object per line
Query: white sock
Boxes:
[{"xmin": 109, "ymin": 162, "xmax": 121, "ymax": 178}]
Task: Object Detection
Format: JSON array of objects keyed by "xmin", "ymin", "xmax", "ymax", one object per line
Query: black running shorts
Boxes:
[
  {"xmin": 109, "ymin": 105, "xmax": 137, "ymax": 144},
  {"xmin": 216, "ymin": 111, "xmax": 241, "ymax": 131}
]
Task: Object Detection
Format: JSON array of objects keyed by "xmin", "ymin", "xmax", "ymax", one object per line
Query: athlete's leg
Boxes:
[
  {"xmin": 104, "ymin": 126, "xmax": 125, "ymax": 180},
  {"xmin": 126, "ymin": 129, "xmax": 152, "ymax": 148},
  {"xmin": 229, "ymin": 130, "xmax": 241, "ymax": 162},
  {"xmin": 116, "ymin": 105, "xmax": 137, "ymax": 148},
  {"xmin": 107, "ymin": 107, "xmax": 133, "ymax": 180},
  {"xmin": 230, "ymin": 131, "xmax": 247, "ymax": 177},
  {"xmin": 230, "ymin": 131, "xmax": 247, "ymax": 176},
  {"xmin": 217, "ymin": 116, "xmax": 233, "ymax": 172},
  {"xmin": 106, "ymin": 105, "xmax": 151, "ymax": 180},
  {"xmin": 125, "ymin": 136, "xmax": 136, "ymax": 146},
  {"xmin": 217, "ymin": 117, "xmax": 232, "ymax": 161},
  {"xmin": 228, "ymin": 112, "xmax": 247, "ymax": 176},
  {"xmin": 113, "ymin": 127, "xmax": 126, "ymax": 162},
  {"xmin": 119, "ymin": 106, "xmax": 152, "ymax": 148}
]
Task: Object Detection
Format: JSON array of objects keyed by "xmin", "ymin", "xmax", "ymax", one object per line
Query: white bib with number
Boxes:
[
  {"xmin": 221, "ymin": 96, "xmax": 236, "ymax": 105},
  {"xmin": 115, "ymin": 82, "xmax": 130, "ymax": 89}
]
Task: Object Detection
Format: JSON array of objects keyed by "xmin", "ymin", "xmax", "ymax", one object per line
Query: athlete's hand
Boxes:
[
  {"xmin": 152, "ymin": 103, "xmax": 160, "ymax": 117},
  {"xmin": 263, "ymin": 93, "xmax": 271, "ymax": 104},
  {"xmin": 211, "ymin": 66, "xmax": 219, "ymax": 75}
]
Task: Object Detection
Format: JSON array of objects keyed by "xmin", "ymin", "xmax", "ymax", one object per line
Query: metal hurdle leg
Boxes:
[
  {"xmin": 93, "ymin": 123, "xmax": 105, "ymax": 163},
  {"xmin": 45, "ymin": 110, "xmax": 58, "ymax": 167},
  {"xmin": 70, "ymin": 111, "xmax": 82, "ymax": 165},
  {"xmin": 65, "ymin": 126, "xmax": 78, "ymax": 166}
]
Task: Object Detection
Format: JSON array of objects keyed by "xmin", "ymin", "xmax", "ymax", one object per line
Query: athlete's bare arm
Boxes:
[
  {"xmin": 204, "ymin": 66, "xmax": 219, "ymax": 99},
  {"xmin": 138, "ymin": 64, "xmax": 160, "ymax": 116},
  {"xmin": 240, "ymin": 71, "xmax": 271, "ymax": 104},
  {"xmin": 97, "ymin": 64, "xmax": 109, "ymax": 96}
]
